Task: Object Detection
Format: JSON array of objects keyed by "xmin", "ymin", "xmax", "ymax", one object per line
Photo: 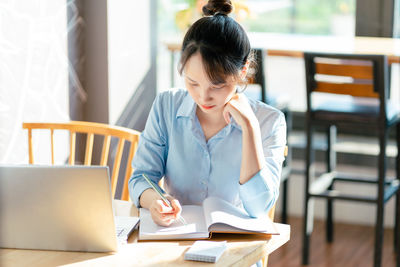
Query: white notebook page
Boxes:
[
  {"xmin": 139, "ymin": 205, "xmax": 209, "ymax": 240},
  {"xmin": 203, "ymin": 197, "xmax": 275, "ymax": 233}
]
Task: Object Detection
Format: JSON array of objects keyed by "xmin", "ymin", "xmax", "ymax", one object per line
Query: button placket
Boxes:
[{"xmin": 201, "ymin": 148, "xmax": 210, "ymax": 195}]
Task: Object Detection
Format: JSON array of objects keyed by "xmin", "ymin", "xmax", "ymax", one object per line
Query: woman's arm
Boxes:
[
  {"xmin": 223, "ymin": 94, "xmax": 265, "ymax": 184},
  {"xmin": 238, "ymin": 115, "xmax": 265, "ymax": 184},
  {"xmin": 128, "ymin": 93, "xmax": 168, "ymax": 207},
  {"xmin": 223, "ymin": 94, "xmax": 286, "ymax": 217},
  {"xmin": 128, "ymin": 92, "xmax": 182, "ymax": 226}
]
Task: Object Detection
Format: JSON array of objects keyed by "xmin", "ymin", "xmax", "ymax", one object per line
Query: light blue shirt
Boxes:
[{"xmin": 128, "ymin": 89, "xmax": 286, "ymax": 217}]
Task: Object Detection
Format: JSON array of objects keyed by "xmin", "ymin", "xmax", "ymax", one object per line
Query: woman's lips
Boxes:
[{"xmin": 200, "ymin": 105, "xmax": 215, "ymax": 110}]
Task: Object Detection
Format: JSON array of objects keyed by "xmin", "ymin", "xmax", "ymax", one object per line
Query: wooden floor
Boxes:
[{"xmin": 268, "ymin": 216, "xmax": 397, "ymax": 267}]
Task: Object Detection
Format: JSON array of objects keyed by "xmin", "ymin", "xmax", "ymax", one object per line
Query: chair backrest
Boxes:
[
  {"xmin": 249, "ymin": 48, "xmax": 268, "ymax": 103},
  {"xmin": 304, "ymin": 53, "xmax": 389, "ymax": 115},
  {"xmin": 22, "ymin": 121, "xmax": 140, "ymax": 201}
]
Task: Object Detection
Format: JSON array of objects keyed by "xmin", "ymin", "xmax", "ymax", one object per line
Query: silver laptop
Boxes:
[{"xmin": 0, "ymin": 165, "xmax": 139, "ymax": 252}]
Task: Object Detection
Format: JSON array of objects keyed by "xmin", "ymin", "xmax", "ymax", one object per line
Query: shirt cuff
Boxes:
[
  {"xmin": 238, "ymin": 167, "xmax": 277, "ymax": 218},
  {"xmin": 128, "ymin": 175, "xmax": 165, "ymax": 208}
]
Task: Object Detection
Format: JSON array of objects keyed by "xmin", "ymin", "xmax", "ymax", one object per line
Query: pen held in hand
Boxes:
[{"xmin": 141, "ymin": 174, "xmax": 187, "ymax": 226}]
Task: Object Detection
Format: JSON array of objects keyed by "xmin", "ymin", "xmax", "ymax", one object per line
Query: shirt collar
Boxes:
[
  {"xmin": 229, "ymin": 118, "xmax": 241, "ymax": 130},
  {"xmin": 176, "ymin": 92, "xmax": 196, "ymax": 119}
]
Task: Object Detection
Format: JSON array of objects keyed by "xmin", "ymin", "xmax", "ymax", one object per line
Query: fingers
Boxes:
[
  {"xmin": 150, "ymin": 202, "xmax": 175, "ymax": 226},
  {"xmin": 223, "ymin": 108, "xmax": 231, "ymax": 124},
  {"xmin": 156, "ymin": 199, "xmax": 173, "ymax": 213},
  {"xmin": 224, "ymin": 99, "xmax": 240, "ymax": 124},
  {"xmin": 223, "ymin": 94, "xmax": 239, "ymax": 124},
  {"xmin": 170, "ymin": 199, "xmax": 182, "ymax": 218},
  {"xmin": 150, "ymin": 198, "xmax": 182, "ymax": 227},
  {"xmin": 224, "ymin": 93, "xmax": 256, "ymax": 128},
  {"xmin": 230, "ymin": 93, "xmax": 239, "ymax": 101}
]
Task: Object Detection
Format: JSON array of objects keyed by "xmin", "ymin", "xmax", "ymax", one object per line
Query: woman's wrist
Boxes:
[
  {"xmin": 239, "ymin": 116, "xmax": 264, "ymax": 185},
  {"xmin": 241, "ymin": 116, "xmax": 260, "ymax": 136},
  {"xmin": 139, "ymin": 188, "xmax": 160, "ymax": 209}
]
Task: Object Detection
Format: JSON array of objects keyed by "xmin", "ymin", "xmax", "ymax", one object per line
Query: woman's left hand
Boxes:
[{"xmin": 223, "ymin": 93, "xmax": 258, "ymax": 129}]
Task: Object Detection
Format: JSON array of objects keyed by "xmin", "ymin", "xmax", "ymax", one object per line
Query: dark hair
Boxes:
[{"xmin": 178, "ymin": 0, "xmax": 255, "ymax": 85}]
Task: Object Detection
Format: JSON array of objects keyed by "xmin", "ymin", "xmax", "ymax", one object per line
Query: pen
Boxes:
[{"xmin": 141, "ymin": 174, "xmax": 187, "ymax": 226}]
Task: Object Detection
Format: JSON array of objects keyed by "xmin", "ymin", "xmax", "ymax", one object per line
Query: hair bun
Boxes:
[{"xmin": 202, "ymin": 0, "xmax": 233, "ymax": 16}]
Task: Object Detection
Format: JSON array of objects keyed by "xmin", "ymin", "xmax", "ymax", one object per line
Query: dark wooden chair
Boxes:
[
  {"xmin": 247, "ymin": 48, "xmax": 292, "ymax": 224},
  {"xmin": 302, "ymin": 52, "xmax": 400, "ymax": 267}
]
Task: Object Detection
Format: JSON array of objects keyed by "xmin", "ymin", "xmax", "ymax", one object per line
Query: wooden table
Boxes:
[
  {"xmin": 165, "ymin": 32, "xmax": 400, "ymax": 86},
  {"xmin": 0, "ymin": 200, "xmax": 290, "ymax": 267}
]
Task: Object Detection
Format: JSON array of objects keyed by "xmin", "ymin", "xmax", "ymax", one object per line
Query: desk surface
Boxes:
[
  {"xmin": 165, "ymin": 32, "xmax": 400, "ymax": 64},
  {"xmin": 0, "ymin": 200, "xmax": 290, "ymax": 267}
]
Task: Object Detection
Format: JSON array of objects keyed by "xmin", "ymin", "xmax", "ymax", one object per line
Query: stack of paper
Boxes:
[{"xmin": 184, "ymin": 241, "xmax": 227, "ymax": 263}]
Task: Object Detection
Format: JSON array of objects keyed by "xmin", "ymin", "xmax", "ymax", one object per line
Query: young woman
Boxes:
[{"xmin": 129, "ymin": 0, "xmax": 286, "ymax": 227}]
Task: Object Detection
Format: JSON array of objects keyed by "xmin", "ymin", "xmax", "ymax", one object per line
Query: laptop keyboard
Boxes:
[{"xmin": 115, "ymin": 216, "xmax": 139, "ymax": 242}]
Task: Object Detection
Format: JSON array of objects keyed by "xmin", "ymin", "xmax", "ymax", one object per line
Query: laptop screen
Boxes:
[{"xmin": 0, "ymin": 165, "xmax": 118, "ymax": 252}]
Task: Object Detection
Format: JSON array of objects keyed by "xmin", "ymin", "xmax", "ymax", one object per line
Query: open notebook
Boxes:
[{"xmin": 139, "ymin": 196, "xmax": 279, "ymax": 240}]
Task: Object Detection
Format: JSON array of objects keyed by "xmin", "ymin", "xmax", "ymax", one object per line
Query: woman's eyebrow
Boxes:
[
  {"xmin": 185, "ymin": 75, "xmax": 197, "ymax": 83},
  {"xmin": 212, "ymin": 82, "xmax": 227, "ymax": 86}
]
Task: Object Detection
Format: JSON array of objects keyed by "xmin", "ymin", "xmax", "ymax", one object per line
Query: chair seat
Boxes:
[{"xmin": 311, "ymin": 94, "xmax": 400, "ymax": 126}]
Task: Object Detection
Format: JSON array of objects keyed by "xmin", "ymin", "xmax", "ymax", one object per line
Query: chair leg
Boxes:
[
  {"xmin": 281, "ymin": 179, "xmax": 288, "ymax": 224},
  {"xmin": 395, "ymin": 123, "xmax": 400, "ymax": 267},
  {"xmin": 327, "ymin": 125, "xmax": 337, "ymax": 172},
  {"xmin": 396, "ymin": 180, "xmax": 400, "ymax": 267},
  {"xmin": 326, "ymin": 125, "xmax": 336, "ymax": 243},
  {"xmin": 302, "ymin": 120, "xmax": 315, "ymax": 265},
  {"xmin": 284, "ymin": 108, "xmax": 293, "ymax": 169},
  {"xmin": 281, "ymin": 108, "xmax": 292, "ymax": 224},
  {"xmin": 326, "ymin": 183, "xmax": 334, "ymax": 243},
  {"xmin": 374, "ymin": 128, "xmax": 387, "ymax": 267}
]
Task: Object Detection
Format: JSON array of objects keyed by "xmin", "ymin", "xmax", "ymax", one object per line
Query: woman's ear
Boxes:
[{"xmin": 240, "ymin": 60, "xmax": 250, "ymax": 80}]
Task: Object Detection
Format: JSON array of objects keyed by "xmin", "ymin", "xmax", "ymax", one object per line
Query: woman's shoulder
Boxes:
[
  {"xmin": 247, "ymin": 97, "xmax": 286, "ymax": 134},
  {"xmin": 156, "ymin": 88, "xmax": 188, "ymax": 104},
  {"xmin": 247, "ymin": 96, "xmax": 284, "ymax": 121},
  {"xmin": 154, "ymin": 88, "xmax": 191, "ymax": 116}
]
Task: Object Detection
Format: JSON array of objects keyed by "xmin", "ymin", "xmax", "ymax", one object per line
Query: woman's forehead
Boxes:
[{"xmin": 184, "ymin": 53, "xmax": 235, "ymax": 85}]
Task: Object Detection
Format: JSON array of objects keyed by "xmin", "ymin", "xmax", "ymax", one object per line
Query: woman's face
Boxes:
[{"xmin": 184, "ymin": 52, "xmax": 237, "ymax": 115}]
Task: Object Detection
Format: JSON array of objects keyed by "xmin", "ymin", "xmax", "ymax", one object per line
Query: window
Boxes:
[
  {"xmin": 157, "ymin": 0, "xmax": 364, "ymax": 112},
  {"xmin": 0, "ymin": 1, "xmax": 69, "ymax": 164},
  {"xmin": 394, "ymin": 0, "xmax": 400, "ymax": 37},
  {"xmin": 243, "ymin": 0, "xmax": 355, "ymax": 36}
]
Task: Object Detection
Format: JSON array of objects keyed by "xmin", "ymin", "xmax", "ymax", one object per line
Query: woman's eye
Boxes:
[
  {"xmin": 213, "ymin": 85, "xmax": 225, "ymax": 90},
  {"xmin": 189, "ymin": 83, "xmax": 198, "ymax": 87}
]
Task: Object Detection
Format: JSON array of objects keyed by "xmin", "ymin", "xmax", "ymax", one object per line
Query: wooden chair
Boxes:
[
  {"xmin": 302, "ymin": 52, "xmax": 400, "ymax": 267},
  {"xmin": 22, "ymin": 121, "xmax": 141, "ymax": 201},
  {"xmin": 249, "ymin": 48, "xmax": 292, "ymax": 224}
]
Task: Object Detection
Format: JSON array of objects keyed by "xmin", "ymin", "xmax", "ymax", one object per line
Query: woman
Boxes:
[{"xmin": 129, "ymin": 0, "xmax": 286, "ymax": 227}]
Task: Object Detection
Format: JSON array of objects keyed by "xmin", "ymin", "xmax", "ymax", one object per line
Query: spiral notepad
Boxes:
[{"xmin": 184, "ymin": 241, "xmax": 227, "ymax": 263}]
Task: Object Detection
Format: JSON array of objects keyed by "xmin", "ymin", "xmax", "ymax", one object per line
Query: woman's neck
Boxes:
[
  {"xmin": 196, "ymin": 107, "xmax": 228, "ymax": 141},
  {"xmin": 196, "ymin": 107, "xmax": 225, "ymax": 125}
]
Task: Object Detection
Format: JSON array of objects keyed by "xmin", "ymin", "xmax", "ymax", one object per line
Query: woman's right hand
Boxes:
[{"xmin": 149, "ymin": 196, "xmax": 182, "ymax": 227}]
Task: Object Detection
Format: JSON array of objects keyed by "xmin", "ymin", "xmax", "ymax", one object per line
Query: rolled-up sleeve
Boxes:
[
  {"xmin": 239, "ymin": 112, "xmax": 286, "ymax": 217},
  {"xmin": 128, "ymin": 94, "xmax": 168, "ymax": 207}
]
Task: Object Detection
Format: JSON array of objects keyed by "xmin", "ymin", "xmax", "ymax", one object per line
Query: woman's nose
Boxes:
[{"xmin": 199, "ymin": 87, "xmax": 212, "ymax": 101}]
